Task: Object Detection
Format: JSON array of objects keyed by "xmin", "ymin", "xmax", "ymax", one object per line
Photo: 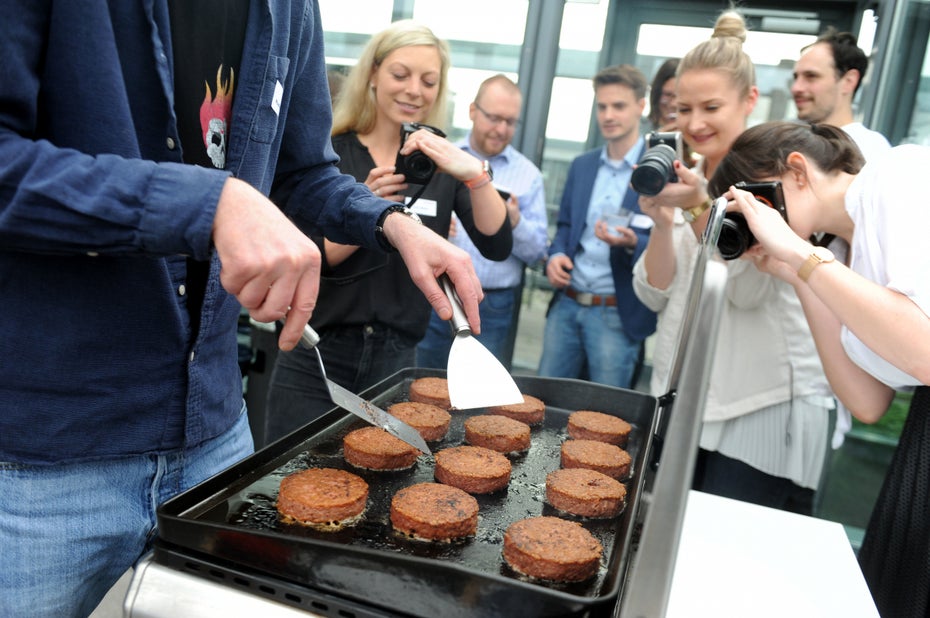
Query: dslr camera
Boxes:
[
  {"xmin": 395, "ymin": 122, "xmax": 446, "ymax": 185},
  {"xmin": 630, "ymin": 131, "xmax": 684, "ymax": 196},
  {"xmin": 717, "ymin": 180, "xmax": 789, "ymax": 260}
]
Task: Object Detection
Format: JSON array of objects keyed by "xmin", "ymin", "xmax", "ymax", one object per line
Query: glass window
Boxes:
[
  {"xmin": 413, "ymin": 0, "xmax": 528, "ymax": 46},
  {"xmin": 318, "ymin": 0, "xmax": 393, "ymax": 37},
  {"xmin": 560, "ymin": 1, "xmax": 609, "ymax": 51}
]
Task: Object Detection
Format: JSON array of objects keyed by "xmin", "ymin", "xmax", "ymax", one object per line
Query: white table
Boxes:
[{"xmin": 667, "ymin": 490, "xmax": 879, "ymax": 617}]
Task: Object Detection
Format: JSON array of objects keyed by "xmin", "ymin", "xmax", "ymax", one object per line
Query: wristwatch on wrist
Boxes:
[
  {"xmin": 374, "ymin": 204, "xmax": 422, "ymax": 252},
  {"xmin": 464, "ymin": 160, "xmax": 493, "ymax": 190},
  {"xmin": 682, "ymin": 197, "xmax": 712, "ymax": 222},
  {"xmin": 797, "ymin": 246, "xmax": 835, "ymax": 282}
]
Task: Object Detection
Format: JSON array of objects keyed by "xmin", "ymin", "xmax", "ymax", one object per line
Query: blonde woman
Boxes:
[
  {"xmin": 630, "ymin": 10, "xmax": 833, "ymax": 515},
  {"xmin": 265, "ymin": 21, "xmax": 510, "ymax": 441}
]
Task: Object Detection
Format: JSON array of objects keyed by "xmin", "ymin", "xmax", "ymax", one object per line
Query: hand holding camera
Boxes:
[
  {"xmin": 723, "ymin": 181, "xmax": 804, "ymax": 269},
  {"xmin": 717, "ymin": 181, "xmax": 789, "ymax": 260},
  {"xmin": 396, "ymin": 122, "xmax": 489, "ymax": 186},
  {"xmin": 366, "ymin": 164, "xmax": 408, "ymax": 202},
  {"xmin": 631, "ymin": 131, "xmax": 685, "ymax": 196}
]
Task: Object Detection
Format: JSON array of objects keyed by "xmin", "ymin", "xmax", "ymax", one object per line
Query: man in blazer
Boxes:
[{"xmin": 538, "ymin": 64, "xmax": 657, "ymax": 388}]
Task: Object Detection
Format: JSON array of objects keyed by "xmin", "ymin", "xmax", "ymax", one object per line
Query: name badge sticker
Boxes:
[
  {"xmin": 405, "ymin": 197, "xmax": 438, "ymax": 218},
  {"xmin": 271, "ymin": 80, "xmax": 284, "ymax": 116}
]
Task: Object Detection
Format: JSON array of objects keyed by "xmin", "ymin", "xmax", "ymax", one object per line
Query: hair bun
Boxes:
[{"xmin": 712, "ymin": 10, "xmax": 748, "ymax": 43}]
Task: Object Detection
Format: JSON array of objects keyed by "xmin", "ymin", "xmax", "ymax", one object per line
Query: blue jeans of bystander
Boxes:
[{"xmin": 537, "ymin": 291, "xmax": 640, "ymax": 388}]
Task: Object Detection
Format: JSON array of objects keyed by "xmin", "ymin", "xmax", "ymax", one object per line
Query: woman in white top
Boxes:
[
  {"xmin": 627, "ymin": 10, "xmax": 832, "ymax": 514},
  {"xmin": 711, "ymin": 121, "xmax": 930, "ymax": 618}
]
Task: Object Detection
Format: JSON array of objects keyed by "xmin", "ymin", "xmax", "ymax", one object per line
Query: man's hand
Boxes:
[
  {"xmin": 546, "ymin": 254, "xmax": 573, "ymax": 288},
  {"xmin": 594, "ymin": 220, "xmax": 637, "ymax": 247},
  {"xmin": 212, "ymin": 177, "xmax": 322, "ymax": 351},
  {"xmin": 382, "ymin": 212, "xmax": 484, "ymax": 334}
]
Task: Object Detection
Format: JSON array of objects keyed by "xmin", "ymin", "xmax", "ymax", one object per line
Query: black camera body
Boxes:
[
  {"xmin": 717, "ymin": 180, "xmax": 789, "ymax": 260},
  {"xmin": 394, "ymin": 122, "xmax": 446, "ymax": 185},
  {"xmin": 630, "ymin": 131, "xmax": 684, "ymax": 196}
]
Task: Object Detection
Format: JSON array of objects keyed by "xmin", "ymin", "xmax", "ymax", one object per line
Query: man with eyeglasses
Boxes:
[
  {"xmin": 417, "ymin": 74, "xmax": 548, "ymax": 370},
  {"xmin": 537, "ymin": 64, "xmax": 656, "ymax": 389}
]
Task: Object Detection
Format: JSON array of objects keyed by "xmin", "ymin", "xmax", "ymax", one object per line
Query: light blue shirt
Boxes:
[
  {"xmin": 451, "ymin": 136, "xmax": 549, "ymax": 289},
  {"xmin": 571, "ymin": 140, "xmax": 642, "ymax": 295}
]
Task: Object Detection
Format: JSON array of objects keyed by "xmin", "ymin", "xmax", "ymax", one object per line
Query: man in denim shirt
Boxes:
[{"xmin": 0, "ymin": 3, "xmax": 484, "ymax": 615}]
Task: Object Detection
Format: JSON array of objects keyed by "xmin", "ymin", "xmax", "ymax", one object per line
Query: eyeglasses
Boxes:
[{"xmin": 474, "ymin": 102, "xmax": 519, "ymax": 128}]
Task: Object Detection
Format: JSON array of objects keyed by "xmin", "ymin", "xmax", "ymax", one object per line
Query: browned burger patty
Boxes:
[
  {"xmin": 434, "ymin": 445, "xmax": 512, "ymax": 494},
  {"xmin": 277, "ymin": 468, "xmax": 369, "ymax": 530},
  {"xmin": 488, "ymin": 394, "xmax": 546, "ymax": 426},
  {"xmin": 567, "ymin": 410, "xmax": 632, "ymax": 446},
  {"xmin": 464, "ymin": 414, "xmax": 531, "ymax": 453},
  {"xmin": 390, "ymin": 482, "xmax": 479, "ymax": 541},
  {"xmin": 388, "ymin": 401, "xmax": 452, "ymax": 442},
  {"xmin": 502, "ymin": 516, "xmax": 602, "ymax": 582},
  {"xmin": 545, "ymin": 468, "xmax": 626, "ymax": 519},
  {"xmin": 343, "ymin": 426, "xmax": 420, "ymax": 471},
  {"xmin": 561, "ymin": 439, "xmax": 632, "ymax": 480},
  {"xmin": 408, "ymin": 377, "xmax": 451, "ymax": 409}
]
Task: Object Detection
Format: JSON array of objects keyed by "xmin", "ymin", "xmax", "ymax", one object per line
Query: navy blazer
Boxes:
[{"xmin": 547, "ymin": 143, "xmax": 658, "ymax": 341}]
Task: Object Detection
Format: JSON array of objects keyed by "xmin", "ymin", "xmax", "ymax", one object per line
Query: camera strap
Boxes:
[{"xmin": 404, "ymin": 182, "xmax": 429, "ymax": 209}]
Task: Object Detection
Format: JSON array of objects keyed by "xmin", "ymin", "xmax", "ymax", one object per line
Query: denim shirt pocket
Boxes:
[{"xmin": 250, "ymin": 55, "xmax": 290, "ymax": 144}]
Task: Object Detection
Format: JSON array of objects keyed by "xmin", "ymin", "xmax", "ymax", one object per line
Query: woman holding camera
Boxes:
[
  {"xmin": 710, "ymin": 121, "xmax": 929, "ymax": 617},
  {"xmin": 264, "ymin": 20, "xmax": 510, "ymax": 442},
  {"xmin": 629, "ymin": 10, "xmax": 833, "ymax": 515}
]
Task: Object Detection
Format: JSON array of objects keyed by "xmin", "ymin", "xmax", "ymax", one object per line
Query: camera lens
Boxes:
[
  {"xmin": 406, "ymin": 152, "xmax": 435, "ymax": 179},
  {"xmin": 631, "ymin": 143, "xmax": 677, "ymax": 196},
  {"xmin": 716, "ymin": 212, "xmax": 756, "ymax": 260}
]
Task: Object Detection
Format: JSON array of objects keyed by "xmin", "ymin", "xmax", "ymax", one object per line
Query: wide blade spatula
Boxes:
[{"xmin": 439, "ymin": 275, "xmax": 524, "ymax": 409}]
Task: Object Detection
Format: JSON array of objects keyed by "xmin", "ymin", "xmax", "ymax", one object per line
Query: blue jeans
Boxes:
[
  {"xmin": 416, "ymin": 287, "xmax": 518, "ymax": 371},
  {"xmin": 265, "ymin": 324, "xmax": 418, "ymax": 443},
  {"xmin": 537, "ymin": 291, "xmax": 640, "ymax": 388},
  {"xmin": 0, "ymin": 405, "xmax": 253, "ymax": 618}
]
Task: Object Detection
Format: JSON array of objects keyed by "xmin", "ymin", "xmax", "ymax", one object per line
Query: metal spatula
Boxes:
[
  {"xmin": 439, "ymin": 275, "xmax": 524, "ymax": 409},
  {"xmin": 294, "ymin": 323, "xmax": 430, "ymax": 454}
]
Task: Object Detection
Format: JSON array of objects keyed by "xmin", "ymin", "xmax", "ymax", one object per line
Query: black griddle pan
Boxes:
[{"xmin": 156, "ymin": 369, "xmax": 659, "ymax": 617}]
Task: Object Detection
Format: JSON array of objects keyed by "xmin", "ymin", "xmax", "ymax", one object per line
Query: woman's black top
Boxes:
[{"xmin": 307, "ymin": 131, "xmax": 512, "ymax": 339}]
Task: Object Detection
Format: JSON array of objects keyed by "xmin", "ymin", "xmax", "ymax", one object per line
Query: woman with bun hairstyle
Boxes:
[
  {"xmin": 710, "ymin": 120, "xmax": 930, "ymax": 617},
  {"xmin": 265, "ymin": 21, "xmax": 511, "ymax": 442},
  {"xmin": 630, "ymin": 10, "xmax": 833, "ymax": 515}
]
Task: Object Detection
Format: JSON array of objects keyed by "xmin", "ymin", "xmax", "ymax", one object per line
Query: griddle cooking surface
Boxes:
[{"xmin": 157, "ymin": 370, "xmax": 658, "ymax": 618}]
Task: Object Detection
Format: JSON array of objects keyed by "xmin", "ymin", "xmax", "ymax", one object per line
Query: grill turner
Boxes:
[
  {"xmin": 294, "ymin": 323, "xmax": 430, "ymax": 454},
  {"xmin": 439, "ymin": 275, "xmax": 524, "ymax": 409}
]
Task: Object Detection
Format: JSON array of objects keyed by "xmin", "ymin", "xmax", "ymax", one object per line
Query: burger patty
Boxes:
[
  {"xmin": 390, "ymin": 482, "xmax": 479, "ymax": 541},
  {"xmin": 567, "ymin": 410, "xmax": 632, "ymax": 446},
  {"xmin": 545, "ymin": 468, "xmax": 626, "ymax": 519},
  {"xmin": 464, "ymin": 414, "xmax": 531, "ymax": 453},
  {"xmin": 277, "ymin": 468, "xmax": 369, "ymax": 530},
  {"xmin": 388, "ymin": 401, "xmax": 452, "ymax": 442},
  {"xmin": 343, "ymin": 426, "xmax": 420, "ymax": 471},
  {"xmin": 561, "ymin": 439, "xmax": 632, "ymax": 480},
  {"xmin": 434, "ymin": 445, "xmax": 512, "ymax": 494},
  {"xmin": 488, "ymin": 394, "xmax": 546, "ymax": 426},
  {"xmin": 408, "ymin": 377, "xmax": 452, "ymax": 410},
  {"xmin": 502, "ymin": 516, "xmax": 602, "ymax": 582}
]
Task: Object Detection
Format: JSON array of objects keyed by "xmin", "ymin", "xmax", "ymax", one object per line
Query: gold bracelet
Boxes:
[{"xmin": 682, "ymin": 197, "xmax": 712, "ymax": 222}]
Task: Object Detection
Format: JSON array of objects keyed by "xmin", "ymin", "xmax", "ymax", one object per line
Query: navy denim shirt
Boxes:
[{"xmin": 0, "ymin": 1, "xmax": 387, "ymax": 463}]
